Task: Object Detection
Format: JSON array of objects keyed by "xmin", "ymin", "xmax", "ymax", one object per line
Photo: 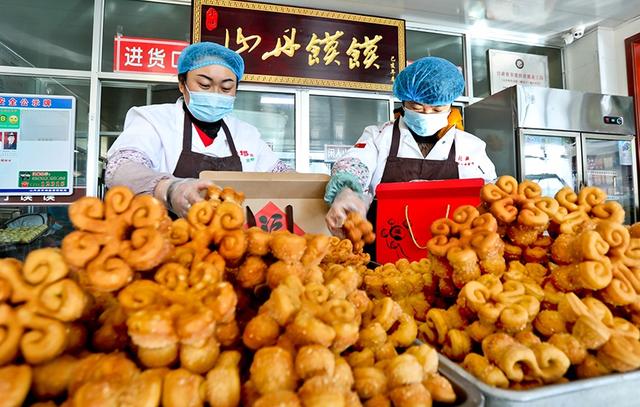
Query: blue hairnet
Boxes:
[
  {"xmin": 393, "ymin": 57, "xmax": 464, "ymax": 105},
  {"xmin": 177, "ymin": 42, "xmax": 245, "ymax": 81}
]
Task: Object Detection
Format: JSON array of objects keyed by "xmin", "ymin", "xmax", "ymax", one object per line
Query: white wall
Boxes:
[
  {"xmin": 612, "ymin": 16, "xmax": 640, "ymax": 96},
  {"xmin": 564, "ymin": 29, "xmax": 601, "ymax": 93},
  {"xmin": 564, "ymin": 17, "xmax": 640, "ymax": 96}
]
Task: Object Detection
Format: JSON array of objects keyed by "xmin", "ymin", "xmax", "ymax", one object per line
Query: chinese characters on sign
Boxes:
[
  {"xmin": 0, "ymin": 93, "xmax": 76, "ymax": 203},
  {"xmin": 113, "ymin": 36, "xmax": 189, "ymax": 74},
  {"xmin": 193, "ymin": 0, "xmax": 405, "ymax": 91},
  {"xmin": 488, "ymin": 49, "xmax": 549, "ymax": 94}
]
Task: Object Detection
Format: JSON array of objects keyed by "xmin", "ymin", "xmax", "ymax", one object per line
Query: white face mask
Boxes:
[{"xmin": 403, "ymin": 109, "xmax": 449, "ymax": 136}]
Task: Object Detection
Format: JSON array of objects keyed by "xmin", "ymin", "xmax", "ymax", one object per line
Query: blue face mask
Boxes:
[
  {"xmin": 402, "ymin": 108, "xmax": 449, "ymax": 136},
  {"xmin": 185, "ymin": 87, "xmax": 235, "ymax": 123}
]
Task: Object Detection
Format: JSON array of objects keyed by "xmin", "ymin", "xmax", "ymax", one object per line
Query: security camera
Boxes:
[
  {"xmin": 571, "ymin": 25, "xmax": 585, "ymax": 40},
  {"xmin": 562, "ymin": 33, "xmax": 574, "ymax": 45}
]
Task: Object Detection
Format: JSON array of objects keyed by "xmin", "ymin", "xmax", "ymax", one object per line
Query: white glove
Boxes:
[
  {"xmin": 325, "ymin": 188, "xmax": 368, "ymax": 238},
  {"xmin": 167, "ymin": 178, "xmax": 215, "ymax": 218}
]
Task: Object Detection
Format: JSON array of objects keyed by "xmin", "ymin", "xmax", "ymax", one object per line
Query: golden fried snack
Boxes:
[
  {"xmin": 243, "ymin": 312, "xmax": 280, "ymax": 350},
  {"xmin": 138, "ymin": 344, "xmax": 179, "ymax": 368},
  {"xmin": 119, "ymin": 368, "xmax": 166, "ymax": 407},
  {"xmin": 343, "ymin": 212, "xmax": 375, "ymax": 252},
  {"xmin": 0, "ymin": 364, "xmax": 31, "ymax": 407},
  {"xmin": 388, "ymin": 383, "xmax": 432, "ymax": 407},
  {"xmin": 596, "ymin": 335, "xmax": 640, "ymax": 372},
  {"xmin": 295, "ymin": 345, "xmax": 336, "ymax": 380},
  {"xmin": 205, "ymin": 351, "xmax": 241, "ymax": 407},
  {"xmin": 513, "ymin": 331, "xmax": 541, "ymax": 348},
  {"xmin": 461, "ymin": 353, "xmax": 509, "ymax": 388},
  {"xmin": 363, "ymin": 394, "xmax": 392, "ymax": 407},
  {"xmin": 347, "ymin": 348, "xmax": 375, "ymax": 369},
  {"xmin": 216, "ymin": 320, "xmax": 240, "ymax": 347},
  {"xmin": 254, "ymin": 391, "xmax": 301, "ymax": 407},
  {"xmin": 353, "ymin": 367, "xmax": 387, "ymax": 400},
  {"xmin": 576, "ymin": 354, "xmax": 612, "ymax": 379},
  {"xmin": 447, "ymin": 246, "xmax": 481, "ymax": 289},
  {"xmin": 250, "ymin": 346, "xmax": 297, "ymax": 395},
  {"xmin": 368, "ymin": 297, "xmax": 403, "ymax": 332},
  {"xmin": 180, "ymin": 336, "xmax": 220, "ymax": 374},
  {"xmin": 482, "ymin": 333, "xmax": 541, "ymax": 382},
  {"xmin": 610, "ymin": 317, "xmax": 640, "ymax": 340},
  {"xmin": 286, "ymin": 310, "xmax": 336, "ymax": 348},
  {"xmin": 298, "ymin": 376, "xmax": 346, "ymax": 407},
  {"xmin": 530, "ymin": 343, "xmax": 570, "ymax": 383},
  {"xmin": 388, "ymin": 313, "xmax": 418, "ymax": 347},
  {"xmin": 332, "ymin": 322, "xmax": 360, "ymax": 354},
  {"xmin": 533, "ymin": 310, "xmax": 567, "ymax": 337},
  {"xmin": 260, "ymin": 280, "xmax": 303, "ymax": 327},
  {"xmin": 32, "ymin": 354, "xmax": 78, "ymax": 398},
  {"xmin": 466, "ymin": 320, "xmax": 495, "ymax": 343},
  {"xmin": 571, "ymin": 315, "xmax": 611, "ymax": 350},
  {"xmin": 68, "ymin": 352, "xmax": 140, "ymax": 395},
  {"xmin": 548, "ymin": 333, "xmax": 587, "ymax": 365},
  {"xmin": 92, "ymin": 303, "xmax": 129, "ymax": 352},
  {"xmin": 442, "ymin": 329, "xmax": 472, "ymax": 361},
  {"xmin": 356, "ymin": 322, "xmax": 387, "ymax": 350},
  {"xmin": 405, "ymin": 344, "xmax": 439, "ymax": 376},
  {"xmin": 423, "ymin": 373, "xmax": 456, "ymax": 404},
  {"xmin": 418, "ymin": 308, "xmax": 450, "ymax": 345},
  {"xmin": 162, "ymin": 368, "xmax": 206, "ymax": 407},
  {"xmin": 63, "ymin": 188, "xmax": 171, "ymax": 292},
  {"xmin": 246, "ymin": 226, "xmax": 272, "ymax": 256},
  {"xmin": 386, "ymin": 354, "xmax": 424, "ymax": 388}
]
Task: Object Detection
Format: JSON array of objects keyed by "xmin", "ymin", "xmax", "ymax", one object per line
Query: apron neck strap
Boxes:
[{"xmin": 389, "ymin": 119, "xmax": 402, "ymax": 158}]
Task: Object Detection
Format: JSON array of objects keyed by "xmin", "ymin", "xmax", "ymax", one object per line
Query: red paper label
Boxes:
[
  {"xmin": 113, "ymin": 36, "xmax": 189, "ymax": 74},
  {"xmin": 252, "ymin": 201, "xmax": 305, "ymax": 235},
  {"xmin": 354, "ymin": 143, "xmax": 367, "ymax": 148}
]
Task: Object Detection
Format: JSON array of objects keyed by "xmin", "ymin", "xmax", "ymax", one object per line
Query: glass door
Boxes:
[
  {"xmin": 582, "ymin": 134, "xmax": 638, "ymax": 223},
  {"xmin": 519, "ymin": 129, "xmax": 581, "ymax": 198}
]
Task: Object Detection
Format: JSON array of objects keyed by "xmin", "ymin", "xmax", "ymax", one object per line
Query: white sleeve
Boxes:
[
  {"xmin": 107, "ymin": 107, "xmax": 164, "ymax": 171},
  {"xmin": 254, "ymin": 136, "xmax": 279, "ymax": 172},
  {"xmin": 357, "ymin": 125, "xmax": 381, "ymax": 144}
]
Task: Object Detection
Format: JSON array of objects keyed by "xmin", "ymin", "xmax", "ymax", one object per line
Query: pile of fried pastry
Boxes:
[
  {"xmin": 0, "ymin": 185, "xmax": 454, "ymax": 407},
  {"xmin": 389, "ymin": 175, "xmax": 640, "ymax": 389}
]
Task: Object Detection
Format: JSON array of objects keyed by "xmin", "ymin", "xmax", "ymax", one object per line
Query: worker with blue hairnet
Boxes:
[
  {"xmin": 324, "ymin": 56, "xmax": 496, "ymax": 239},
  {"xmin": 106, "ymin": 42, "xmax": 292, "ymax": 217}
]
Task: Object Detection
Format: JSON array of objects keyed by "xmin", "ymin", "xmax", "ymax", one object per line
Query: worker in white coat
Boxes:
[
  {"xmin": 324, "ymin": 56, "xmax": 496, "ymax": 237},
  {"xmin": 106, "ymin": 42, "xmax": 291, "ymax": 217}
]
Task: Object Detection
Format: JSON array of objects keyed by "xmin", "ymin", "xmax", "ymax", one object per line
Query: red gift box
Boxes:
[{"xmin": 375, "ymin": 178, "xmax": 484, "ymax": 264}]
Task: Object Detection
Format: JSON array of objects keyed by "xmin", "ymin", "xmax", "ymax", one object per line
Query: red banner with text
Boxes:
[{"xmin": 113, "ymin": 36, "xmax": 189, "ymax": 74}]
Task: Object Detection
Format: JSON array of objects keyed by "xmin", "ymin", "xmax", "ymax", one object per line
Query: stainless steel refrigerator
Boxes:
[{"xmin": 465, "ymin": 85, "xmax": 638, "ymax": 223}]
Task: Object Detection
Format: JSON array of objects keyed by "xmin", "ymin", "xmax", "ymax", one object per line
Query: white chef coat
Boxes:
[
  {"xmin": 340, "ymin": 117, "xmax": 497, "ymax": 198},
  {"xmin": 107, "ymin": 98, "xmax": 279, "ymax": 174}
]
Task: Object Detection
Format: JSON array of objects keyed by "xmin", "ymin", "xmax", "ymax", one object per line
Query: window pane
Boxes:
[
  {"xmin": 103, "ymin": 0, "xmax": 190, "ymax": 72},
  {"xmin": 406, "ymin": 30, "xmax": 465, "ymax": 95},
  {"xmin": 99, "ymin": 84, "xmax": 147, "ymax": 162},
  {"xmin": 309, "ymin": 95, "xmax": 389, "ymax": 174},
  {"xmin": 233, "ymin": 91, "xmax": 296, "ymax": 168},
  {"xmin": 471, "ymin": 38, "xmax": 563, "ymax": 98},
  {"xmin": 0, "ymin": 0, "xmax": 93, "ymax": 70}
]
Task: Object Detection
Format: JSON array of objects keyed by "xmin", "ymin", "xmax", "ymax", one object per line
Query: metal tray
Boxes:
[
  {"xmin": 439, "ymin": 354, "xmax": 640, "ymax": 407},
  {"xmin": 438, "ymin": 355, "xmax": 486, "ymax": 407}
]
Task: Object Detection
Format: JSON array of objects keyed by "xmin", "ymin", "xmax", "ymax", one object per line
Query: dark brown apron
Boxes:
[
  {"xmin": 172, "ymin": 112, "xmax": 242, "ymax": 178},
  {"xmin": 366, "ymin": 119, "xmax": 459, "ymax": 260}
]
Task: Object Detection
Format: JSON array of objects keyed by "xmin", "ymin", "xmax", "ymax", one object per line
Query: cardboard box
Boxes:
[
  {"xmin": 375, "ymin": 178, "xmax": 484, "ymax": 264},
  {"xmin": 200, "ymin": 171, "xmax": 331, "ymax": 235}
]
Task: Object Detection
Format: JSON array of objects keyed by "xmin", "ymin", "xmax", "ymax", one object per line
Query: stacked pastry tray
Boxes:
[
  {"xmin": 0, "ymin": 224, "xmax": 48, "ymax": 245},
  {"xmin": 438, "ymin": 355, "xmax": 640, "ymax": 407}
]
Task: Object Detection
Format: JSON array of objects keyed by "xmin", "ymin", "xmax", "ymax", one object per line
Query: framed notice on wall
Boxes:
[
  {"xmin": 0, "ymin": 94, "xmax": 75, "ymax": 198},
  {"xmin": 192, "ymin": 0, "xmax": 406, "ymax": 92},
  {"xmin": 488, "ymin": 49, "xmax": 549, "ymax": 94}
]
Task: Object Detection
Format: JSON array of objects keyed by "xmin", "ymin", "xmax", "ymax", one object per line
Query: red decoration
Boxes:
[{"xmin": 206, "ymin": 7, "xmax": 219, "ymax": 31}]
